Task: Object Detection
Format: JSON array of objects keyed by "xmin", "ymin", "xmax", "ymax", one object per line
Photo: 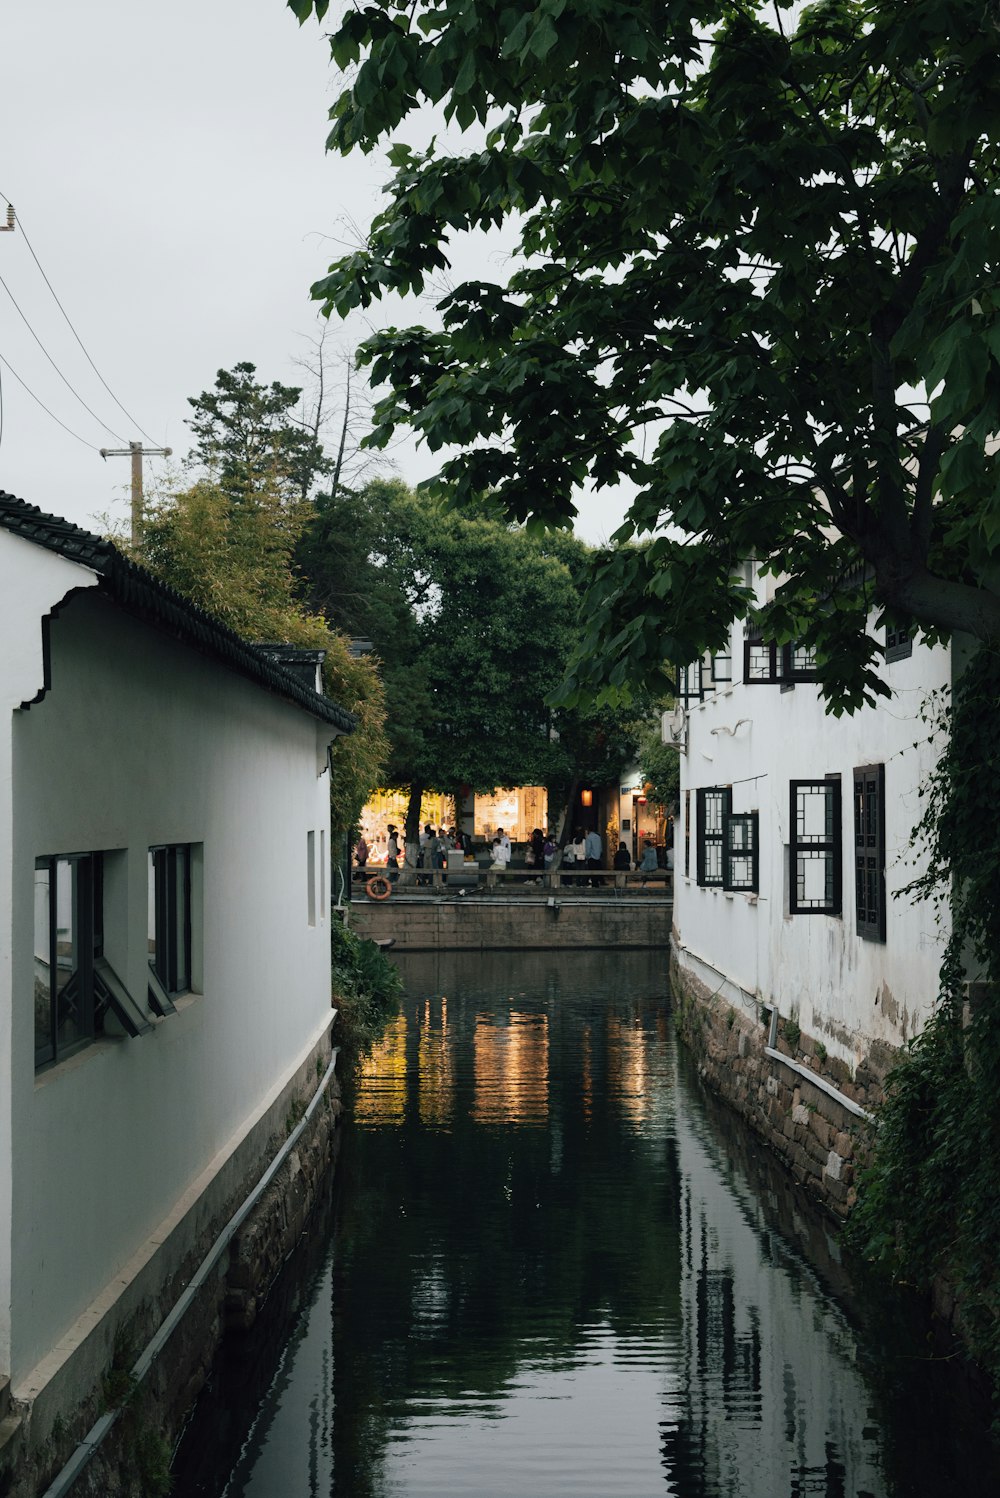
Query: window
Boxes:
[
  {"xmin": 885, "ymin": 624, "xmax": 912, "ymax": 662},
  {"xmin": 696, "ymin": 787, "xmax": 732, "ymax": 887},
  {"xmin": 148, "ymin": 844, "xmax": 192, "ymax": 1012},
  {"xmin": 35, "ymin": 852, "xmax": 150, "ymax": 1070},
  {"xmin": 711, "ymin": 650, "xmax": 732, "ymax": 686},
  {"xmin": 307, "ymin": 830, "xmax": 316, "ymax": 926},
  {"xmin": 789, "ymin": 780, "xmax": 842, "ymax": 915},
  {"xmin": 678, "ymin": 660, "xmax": 705, "ymax": 704},
  {"xmin": 744, "ymin": 630, "xmax": 819, "ymax": 685},
  {"xmin": 854, "ymin": 764, "xmax": 886, "ymax": 941},
  {"xmin": 723, "ymin": 811, "xmax": 759, "ymax": 892},
  {"xmin": 684, "ymin": 790, "xmax": 691, "ymax": 878}
]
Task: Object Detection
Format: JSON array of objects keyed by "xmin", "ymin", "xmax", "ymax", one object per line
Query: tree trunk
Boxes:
[{"xmin": 547, "ymin": 776, "xmax": 580, "ymax": 872}]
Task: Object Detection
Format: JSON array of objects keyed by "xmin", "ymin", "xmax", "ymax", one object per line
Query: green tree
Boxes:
[
  {"xmin": 140, "ymin": 476, "xmax": 387, "ymax": 837},
  {"xmin": 637, "ymin": 713, "xmax": 680, "ymax": 812},
  {"xmin": 187, "ymin": 361, "xmax": 331, "ymax": 504},
  {"xmin": 289, "ymin": 0, "xmax": 1000, "ymax": 710},
  {"xmin": 296, "ymin": 478, "xmax": 640, "ymax": 841}
]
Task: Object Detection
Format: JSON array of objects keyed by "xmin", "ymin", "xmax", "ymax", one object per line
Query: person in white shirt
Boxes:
[{"xmin": 497, "ymin": 827, "xmax": 511, "ymax": 863}]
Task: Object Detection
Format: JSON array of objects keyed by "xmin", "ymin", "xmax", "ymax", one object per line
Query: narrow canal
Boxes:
[{"xmin": 173, "ymin": 949, "xmax": 1000, "ymax": 1497}]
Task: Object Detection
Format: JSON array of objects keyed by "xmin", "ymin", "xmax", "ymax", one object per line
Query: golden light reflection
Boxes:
[
  {"xmin": 606, "ymin": 1014, "xmax": 649, "ymax": 1129},
  {"xmin": 472, "ymin": 1010, "xmax": 550, "ymax": 1125},
  {"xmin": 581, "ymin": 1026, "xmax": 593, "ymax": 1121},
  {"xmin": 354, "ymin": 1012, "xmax": 408, "ymax": 1126},
  {"xmin": 418, "ymin": 995, "xmax": 455, "ymax": 1127}
]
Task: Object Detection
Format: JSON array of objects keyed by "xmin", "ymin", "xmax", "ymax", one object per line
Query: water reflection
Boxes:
[{"xmin": 173, "ymin": 950, "xmax": 1000, "ymax": 1498}]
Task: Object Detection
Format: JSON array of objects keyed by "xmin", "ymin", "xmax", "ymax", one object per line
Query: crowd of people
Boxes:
[{"xmin": 354, "ymin": 824, "xmax": 671, "ymax": 879}]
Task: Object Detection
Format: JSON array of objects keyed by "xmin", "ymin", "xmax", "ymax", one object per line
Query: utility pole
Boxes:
[{"xmin": 99, "ymin": 441, "xmax": 172, "ymax": 549}]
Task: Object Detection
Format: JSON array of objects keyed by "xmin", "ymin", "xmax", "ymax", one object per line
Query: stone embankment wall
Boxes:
[
  {"xmin": 670, "ymin": 943, "xmax": 897, "ymax": 1218},
  {"xmin": 1, "ymin": 1033, "xmax": 342, "ymax": 1498},
  {"xmin": 350, "ymin": 898, "xmax": 671, "ymax": 950}
]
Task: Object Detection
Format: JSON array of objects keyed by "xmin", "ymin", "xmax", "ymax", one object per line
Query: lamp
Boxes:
[{"xmin": 581, "ymin": 788, "xmax": 593, "ymax": 807}]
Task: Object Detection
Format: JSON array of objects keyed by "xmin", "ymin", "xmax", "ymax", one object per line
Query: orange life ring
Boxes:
[{"xmin": 365, "ymin": 874, "xmax": 393, "ymax": 901}]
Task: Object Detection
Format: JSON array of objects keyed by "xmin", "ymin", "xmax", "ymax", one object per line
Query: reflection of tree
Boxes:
[{"xmin": 327, "ymin": 976, "xmax": 682, "ymax": 1495}]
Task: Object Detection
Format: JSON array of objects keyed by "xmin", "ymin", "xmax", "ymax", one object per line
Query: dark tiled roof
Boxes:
[{"xmin": 0, "ymin": 492, "xmax": 356, "ymax": 733}]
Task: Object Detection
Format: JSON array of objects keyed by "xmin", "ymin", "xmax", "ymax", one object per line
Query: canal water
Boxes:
[{"xmin": 173, "ymin": 949, "xmax": 1000, "ymax": 1497}]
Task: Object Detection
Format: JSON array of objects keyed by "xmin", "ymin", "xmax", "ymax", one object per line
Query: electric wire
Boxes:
[
  {"xmin": 0, "ymin": 351, "xmax": 101, "ymax": 451},
  {"xmin": 0, "ymin": 190, "xmax": 159, "ymax": 445},
  {"xmin": 0, "ymin": 268, "xmax": 129, "ymax": 444}
]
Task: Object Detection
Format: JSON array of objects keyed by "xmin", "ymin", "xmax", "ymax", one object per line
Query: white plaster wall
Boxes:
[
  {"xmin": 0, "ymin": 533, "xmax": 99, "ymax": 1376},
  {"xmin": 674, "ymin": 614, "xmax": 951, "ymax": 1068},
  {"xmin": 9, "ymin": 588, "xmax": 334, "ymax": 1381}
]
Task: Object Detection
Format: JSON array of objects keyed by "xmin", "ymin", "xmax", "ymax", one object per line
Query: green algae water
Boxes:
[{"xmin": 172, "ymin": 949, "xmax": 1000, "ymax": 1497}]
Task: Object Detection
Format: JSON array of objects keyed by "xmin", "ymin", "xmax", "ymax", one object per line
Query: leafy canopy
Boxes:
[
  {"xmin": 289, "ymin": 0, "xmax": 1000, "ymax": 710},
  {"xmin": 296, "ymin": 477, "xmax": 642, "ymax": 799}
]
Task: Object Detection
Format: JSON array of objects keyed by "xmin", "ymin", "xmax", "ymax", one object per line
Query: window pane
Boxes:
[
  {"xmin": 797, "ymin": 785, "xmax": 833, "ymax": 841},
  {"xmin": 147, "ymin": 850, "xmax": 157, "ymax": 966},
  {"xmin": 34, "ymin": 862, "xmax": 53, "ymax": 1060},
  {"xmin": 797, "ymin": 849, "xmax": 834, "ymax": 908},
  {"xmin": 173, "ymin": 846, "xmax": 190, "ymax": 989},
  {"xmin": 55, "ymin": 858, "xmax": 85, "ymax": 1053}
]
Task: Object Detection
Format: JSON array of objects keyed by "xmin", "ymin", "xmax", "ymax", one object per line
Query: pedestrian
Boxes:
[
  {"xmin": 639, "ymin": 840, "xmax": 659, "ymax": 875},
  {"xmin": 386, "ymin": 824, "xmax": 400, "ymax": 881},
  {"xmin": 497, "ymin": 827, "xmax": 512, "ymax": 864},
  {"xmin": 613, "ymin": 840, "xmax": 631, "ymax": 870},
  {"xmin": 585, "ymin": 825, "xmax": 603, "ymax": 884},
  {"xmin": 544, "ymin": 833, "xmax": 557, "ymax": 869},
  {"xmin": 570, "ymin": 827, "xmax": 587, "ymax": 878},
  {"xmin": 530, "ymin": 827, "xmax": 545, "ymax": 869},
  {"xmin": 354, "ymin": 833, "xmax": 369, "ymax": 873}
]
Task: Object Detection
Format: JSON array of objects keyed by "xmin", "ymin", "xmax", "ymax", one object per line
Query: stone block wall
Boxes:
[
  {"xmin": 669, "ymin": 943, "xmax": 896, "ymax": 1219},
  {"xmin": 349, "ymin": 897, "xmax": 671, "ymax": 950}
]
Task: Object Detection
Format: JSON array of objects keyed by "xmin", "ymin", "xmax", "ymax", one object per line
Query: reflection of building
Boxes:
[
  {"xmin": 1, "ymin": 495, "xmax": 352, "ymax": 1464},
  {"xmin": 663, "ymin": 1094, "xmax": 884, "ymax": 1496},
  {"xmin": 472, "ymin": 1011, "xmax": 549, "ymax": 1125},
  {"xmin": 355, "ymin": 1013, "xmax": 409, "ymax": 1126},
  {"xmin": 418, "ymin": 997, "xmax": 456, "ymax": 1127}
]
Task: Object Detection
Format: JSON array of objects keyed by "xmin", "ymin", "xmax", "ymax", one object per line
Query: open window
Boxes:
[
  {"xmin": 789, "ymin": 780, "xmax": 842, "ymax": 915},
  {"xmin": 34, "ymin": 852, "xmax": 150, "ymax": 1070},
  {"xmin": 148, "ymin": 844, "xmax": 192, "ymax": 1012},
  {"xmin": 723, "ymin": 811, "xmax": 759, "ymax": 893},
  {"xmin": 696, "ymin": 787, "xmax": 732, "ymax": 887}
]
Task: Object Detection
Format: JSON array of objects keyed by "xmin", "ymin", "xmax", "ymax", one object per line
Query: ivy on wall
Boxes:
[{"xmin": 848, "ymin": 646, "xmax": 1000, "ymax": 1396}]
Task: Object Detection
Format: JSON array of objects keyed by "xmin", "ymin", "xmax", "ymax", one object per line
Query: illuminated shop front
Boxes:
[{"xmin": 359, "ymin": 786, "xmax": 549, "ymax": 854}]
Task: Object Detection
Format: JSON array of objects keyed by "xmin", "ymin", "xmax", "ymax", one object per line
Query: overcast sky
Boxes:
[{"xmin": 0, "ymin": 0, "xmax": 627, "ymax": 546}]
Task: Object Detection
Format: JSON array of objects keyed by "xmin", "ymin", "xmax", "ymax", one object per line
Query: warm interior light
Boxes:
[{"xmin": 581, "ymin": 788, "xmax": 593, "ymax": 807}]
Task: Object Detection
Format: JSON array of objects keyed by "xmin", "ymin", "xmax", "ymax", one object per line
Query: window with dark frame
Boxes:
[
  {"xmin": 723, "ymin": 811, "xmax": 759, "ymax": 892},
  {"xmin": 885, "ymin": 624, "xmax": 912, "ymax": 662},
  {"xmin": 854, "ymin": 764, "xmax": 886, "ymax": 941},
  {"xmin": 743, "ymin": 631, "xmax": 819, "ymax": 685},
  {"xmin": 696, "ymin": 787, "xmax": 732, "ymax": 887},
  {"xmin": 678, "ymin": 660, "xmax": 705, "ymax": 703},
  {"xmin": 148, "ymin": 844, "xmax": 192, "ymax": 1011},
  {"xmin": 34, "ymin": 852, "xmax": 150, "ymax": 1071},
  {"xmin": 711, "ymin": 650, "xmax": 732, "ymax": 686},
  {"xmin": 789, "ymin": 779, "xmax": 842, "ymax": 915},
  {"xmin": 684, "ymin": 790, "xmax": 691, "ymax": 878}
]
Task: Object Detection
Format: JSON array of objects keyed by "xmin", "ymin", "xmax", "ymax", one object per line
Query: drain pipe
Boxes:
[{"xmin": 41, "ymin": 1043, "xmax": 340, "ymax": 1498}]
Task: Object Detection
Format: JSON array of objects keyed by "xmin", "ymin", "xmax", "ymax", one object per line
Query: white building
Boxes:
[
  {"xmin": 0, "ymin": 494, "xmax": 352, "ymax": 1471},
  {"xmin": 670, "ymin": 561, "xmax": 952, "ymax": 1201}
]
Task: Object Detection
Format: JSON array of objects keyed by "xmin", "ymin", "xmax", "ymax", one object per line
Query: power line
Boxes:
[
  {"xmin": 0, "ymin": 268, "xmax": 129, "ymax": 444},
  {"xmin": 0, "ymin": 190, "xmax": 160, "ymax": 446},
  {"xmin": 0, "ymin": 350, "xmax": 102, "ymax": 451}
]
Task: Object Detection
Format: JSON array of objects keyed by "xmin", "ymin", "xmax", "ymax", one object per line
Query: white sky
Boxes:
[{"xmin": 0, "ymin": 0, "xmax": 628, "ymax": 546}]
